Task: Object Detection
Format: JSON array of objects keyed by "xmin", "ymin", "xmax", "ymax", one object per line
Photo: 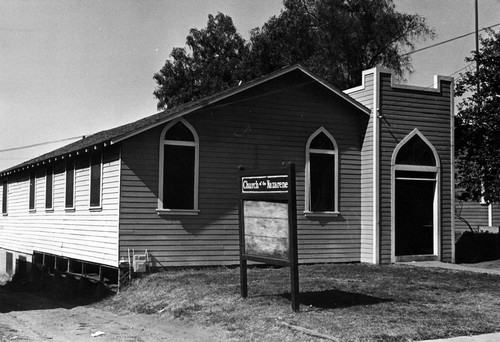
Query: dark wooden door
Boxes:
[{"xmin": 395, "ymin": 179, "xmax": 435, "ymax": 256}]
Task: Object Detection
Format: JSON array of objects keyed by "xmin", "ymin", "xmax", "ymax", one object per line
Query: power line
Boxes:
[
  {"xmin": 0, "ymin": 136, "xmax": 83, "ymax": 154},
  {"xmin": 404, "ymin": 22, "xmax": 500, "ymax": 56},
  {"xmin": 416, "ymin": 62, "xmax": 474, "ymax": 92},
  {"xmin": 3, "ymin": 20, "xmax": 497, "ymax": 157}
]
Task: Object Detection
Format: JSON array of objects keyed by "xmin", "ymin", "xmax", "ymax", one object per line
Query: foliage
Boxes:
[
  {"xmin": 153, "ymin": 1, "xmax": 435, "ymax": 110},
  {"xmin": 153, "ymin": 13, "xmax": 250, "ymax": 110},
  {"xmin": 248, "ymin": 0, "xmax": 435, "ymax": 89},
  {"xmin": 455, "ymin": 231, "xmax": 500, "ymax": 264},
  {"xmin": 455, "ymin": 30, "xmax": 500, "ymax": 203}
]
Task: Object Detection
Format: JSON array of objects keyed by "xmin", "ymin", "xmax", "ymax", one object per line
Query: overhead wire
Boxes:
[
  {"xmin": 403, "ymin": 22, "xmax": 500, "ymax": 56},
  {"xmin": 0, "ymin": 136, "xmax": 84, "ymax": 154},
  {"xmin": 1, "ymin": 22, "xmax": 498, "ymax": 156}
]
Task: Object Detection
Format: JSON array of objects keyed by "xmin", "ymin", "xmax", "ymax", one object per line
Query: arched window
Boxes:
[
  {"xmin": 395, "ymin": 135, "xmax": 436, "ymax": 166},
  {"xmin": 158, "ymin": 119, "xmax": 199, "ymax": 214},
  {"xmin": 305, "ymin": 127, "xmax": 339, "ymax": 215}
]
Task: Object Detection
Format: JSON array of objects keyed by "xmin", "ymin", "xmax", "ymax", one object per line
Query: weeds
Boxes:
[{"xmin": 101, "ymin": 264, "xmax": 500, "ymax": 342}]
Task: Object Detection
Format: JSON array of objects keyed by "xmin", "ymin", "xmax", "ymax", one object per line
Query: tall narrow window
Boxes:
[
  {"xmin": 45, "ymin": 166, "xmax": 53, "ymax": 210},
  {"xmin": 159, "ymin": 119, "xmax": 199, "ymax": 213},
  {"xmin": 90, "ymin": 152, "xmax": 102, "ymax": 208},
  {"xmin": 65, "ymin": 160, "xmax": 75, "ymax": 209},
  {"xmin": 2, "ymin": 181, "xmax": 7, "ymax": 214},
  {"xmin": 305, "ymin": 127, "xmax": 339, "ymax": 215},
  {"xmin": 29, "ymin": 171, "xmax": 36, "ymax": 211}
]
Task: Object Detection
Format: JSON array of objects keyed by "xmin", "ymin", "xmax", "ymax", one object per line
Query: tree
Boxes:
[
  {"xmin": 153, "ymin": 13, "xmax": 250, "ymax": 110},
  {"xmin": 154, "ymin": 1, "xmax": 434, "ymax": 109},
  {"xmin": 247, "ymin": 0, "xmax": 435, "ymax": 89},
  {"xmin": 455, "ymin": 29, "xmax": 500, "ymax": 203}
]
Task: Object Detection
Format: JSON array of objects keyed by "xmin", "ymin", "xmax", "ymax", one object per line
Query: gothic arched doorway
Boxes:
[{"xmin": 392, "ymin": 130, "xmax": 440, "ymax": 261}]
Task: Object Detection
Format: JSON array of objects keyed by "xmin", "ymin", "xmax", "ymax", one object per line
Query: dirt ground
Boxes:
[
  {"xmin": 0, "ymin": 280, "xmax": 228, "ymax": 342},
  {"xmin": 2, "ymin": 259, "xmax": 500, "ymax": 342}
]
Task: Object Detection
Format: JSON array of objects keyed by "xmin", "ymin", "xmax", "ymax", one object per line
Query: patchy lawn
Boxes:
[{"xmin": 102, "ymin": 263, "xmax": 500, "ymax": 342}]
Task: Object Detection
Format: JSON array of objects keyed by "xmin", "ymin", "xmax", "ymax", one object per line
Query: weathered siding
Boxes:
[
  {"xmin": 0, "ymin": 147, "xmax": 120, "ymax": 267},
  {"xmin": 120, "ymin": 75, "xmax": 369, "ymax": 267},
  {"xmin": 345, "ymin": 72, "xmax": 375, "ymax": 263},
  {"xmin": 378, "ymin": 72, "xmax": 454, "ymax": 263}
]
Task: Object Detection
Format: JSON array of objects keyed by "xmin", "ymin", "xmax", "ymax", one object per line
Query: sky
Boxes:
[{"xmin": 1, "ymin": 0, "xmax": 499, "ymax": 171}]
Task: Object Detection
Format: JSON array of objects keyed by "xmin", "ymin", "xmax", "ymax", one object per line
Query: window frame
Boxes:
[
  {"xmin": 2, "ymin": 180, "xmax": 7, "ymax": 215},
  {"xmin": 65, "ymin": 160, "xmax": 76, "ymax": 210},
  {"xmin": 29, "ymin": 170, "xmax": 36, "ymax": 212},
  {"xmin": 89, "ymin": 152, "xmax": 103, "ymax": 210},
  {"xmin": 45, "ymin": 165, "xmax": 54, "ymax": 211},
  {"xmin": 304, "ymin": 127, "xmax": 339, "ymax": 217},
  {"xmin": 157, "ymin": 119, "xmax": 200, "ymax": 215}
]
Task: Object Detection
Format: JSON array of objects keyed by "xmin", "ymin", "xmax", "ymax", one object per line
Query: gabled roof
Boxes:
[{"xmin": 0, "ymin": 64, "xmax": 369, "ymax": 176}]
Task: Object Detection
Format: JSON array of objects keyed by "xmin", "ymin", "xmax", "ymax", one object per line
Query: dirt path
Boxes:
[{"xmin": 0, "ymin": 286, "xmax": 228, "ymax": 342}]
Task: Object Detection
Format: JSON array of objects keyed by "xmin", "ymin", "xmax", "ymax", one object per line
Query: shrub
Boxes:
[{"xmin": 455, "ymin": 231, "xmax": 500, "ymax": 263}]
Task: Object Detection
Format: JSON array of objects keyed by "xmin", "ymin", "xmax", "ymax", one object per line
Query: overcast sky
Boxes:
[{"xmin": 1, "ymin": 0, "xmax": 499, "ymax": 171}]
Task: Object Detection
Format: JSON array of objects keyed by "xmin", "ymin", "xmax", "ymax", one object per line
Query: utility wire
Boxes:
[
  {"xmin": 0, "ymin": 136, "xmax": 83, "ymax": 154},
  {"xmin": 404, "ymin": 22, "xmax": 500, "ymax": 56},
  {"xmin": 2, "ymin": 25, "xmax": 498, "ymax": 155},
  {"xmin": 416, "ymin": 62, "xmax": 474, "ymax": 92}
]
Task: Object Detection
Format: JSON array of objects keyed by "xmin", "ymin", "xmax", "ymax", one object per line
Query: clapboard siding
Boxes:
[
  {"xmin": 455, "ymin": 201, "xmax": 500, "ymax": 236},
  {"xmin": 0, "ymin": 147, "xmax": 120, "ymax": 267},
  {"xmin": 119, "ymin": 76, "xmax": 368, "ymax": 267},
  {"xmin": 345, "ymin": 72, "xmax": 375, "ymax": 263},
  {"xmin": 378, "ymin": 72, "xmax": 453, "ymax": 263}
]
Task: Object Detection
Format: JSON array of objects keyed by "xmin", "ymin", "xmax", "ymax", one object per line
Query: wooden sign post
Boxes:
[{"xmin": 238, "ymin": 163, "xmax": 299, "ymax": 311}]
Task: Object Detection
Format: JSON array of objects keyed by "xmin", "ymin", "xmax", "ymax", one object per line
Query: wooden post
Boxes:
[
  {"xmin": 288, "ymin": 163, "xmax": 299, "ymax": 312},
  {"xmin": 238, "ymin": 168, "xmax": 248, "ymax": 298},
  {"xmin": 240, "ymin": 259, "xmax": 248, "ymax": 298}
]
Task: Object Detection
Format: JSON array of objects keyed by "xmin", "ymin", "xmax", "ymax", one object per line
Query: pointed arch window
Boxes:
[
  {"xmin": 394, "ymin": 133, "xmax": 439, "ymax": 180},
  {"xmin": 395, "ymin": 135, "xmax": 436, "ymax": 166},
  {"xmin": 158, "ymin": 119, "xmax": 199, "ymax": 215},
  {"xmin": 305, "ymin": 127, "xmax": 339, "ymax": 216}
]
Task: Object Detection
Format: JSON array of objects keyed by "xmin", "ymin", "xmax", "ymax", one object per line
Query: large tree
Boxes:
[
  {"xmin": 153, "ymin": 13, "xmax": 250, "ymax": 110},
  {"xmin": 154, "ymin": 0, "xmax": 434, "ymax": 110},
  {"xmin": 455, "ymin": 30, "xmax": 500, "ymax": 203},
  {"xmin": 248, "ymin": 0, "xmax": 434, "ymax": 89}
]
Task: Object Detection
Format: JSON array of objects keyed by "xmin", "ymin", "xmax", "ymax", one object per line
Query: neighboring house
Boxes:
[
  {"xmin": 0, "ymin": 65, "xmax": 454, "ymax": 280},
  {"xmin": 455, "ymin": 201, "xmax": 500, "ymax": 237}
]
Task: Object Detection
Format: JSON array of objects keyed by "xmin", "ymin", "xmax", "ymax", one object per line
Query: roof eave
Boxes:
[{"xmin": 111, "ymin": 65, "xmax": 370, "ymax": 144}]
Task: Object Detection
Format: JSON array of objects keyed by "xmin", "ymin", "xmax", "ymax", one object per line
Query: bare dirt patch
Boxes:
[{"xmin": 0, "ymin": 281, "xmax": 227, "ymax": 342}]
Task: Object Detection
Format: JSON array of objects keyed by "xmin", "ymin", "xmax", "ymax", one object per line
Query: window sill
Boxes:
[
  {"xmin": 45, "ymin": 208, "xmax": 54, "ymax": 213},
  {"xmin": 29, "ymin": 209, "xmax": 36, "ymax": 214},
  {"xmin": 156, "ymin": 209, "xmax": 200, "ymax": 216},
  {"xmin": 65, "ymin": 208, "xmax": 76, "ymax": 213},
  {"xmin": 304, "ymin": 211, "xmax": 340, "ymax": 218},
  {"xmin": 89, "ymin": 207, "xmax": 103, "ymax": 212},
  {"xmin": 2, "ymin": 213, "xmax": 7, "ymax": 216}
]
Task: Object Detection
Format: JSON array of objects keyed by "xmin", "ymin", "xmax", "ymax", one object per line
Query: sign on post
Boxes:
[{"xmin": 238, "ymin": 163, "xmax": 299, "ymax": 311}]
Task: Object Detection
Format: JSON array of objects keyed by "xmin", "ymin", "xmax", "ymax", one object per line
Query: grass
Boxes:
[{"xmin": 100, "ymin": 263, "xmax": 500, "ymax": 342}]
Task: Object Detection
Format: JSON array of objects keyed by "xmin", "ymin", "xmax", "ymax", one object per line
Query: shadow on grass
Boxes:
[{"xmin": 281, "ymin": 289, "xmax": 393, "ymax": 309}]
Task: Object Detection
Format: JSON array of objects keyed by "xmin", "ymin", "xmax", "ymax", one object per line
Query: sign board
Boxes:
[
  {"xmin": 238, "ymin": 164, "xmax": 299, "ymax": 311},
  {"xmin": 243, "ymin": 200, "xmax": 289, "ymax": 259},
  {"xmin": 241, "ymin": 175, "xmax": 289, "ymax": 193}
]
